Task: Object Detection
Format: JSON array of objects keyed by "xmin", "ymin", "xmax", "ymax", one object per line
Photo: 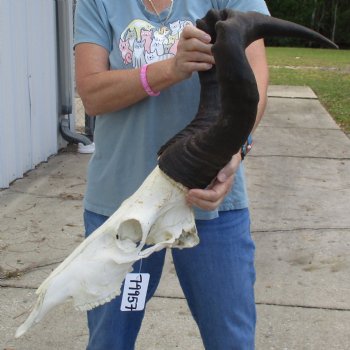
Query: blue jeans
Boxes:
[{"xmin": 84, "ymin": 208, "xmax": 256, "ymax": 350}]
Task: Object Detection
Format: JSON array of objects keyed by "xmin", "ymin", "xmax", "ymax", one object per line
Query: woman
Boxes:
[{"xmin": 74, "ymin": 0, "xmax": 269, "ymax": 349}]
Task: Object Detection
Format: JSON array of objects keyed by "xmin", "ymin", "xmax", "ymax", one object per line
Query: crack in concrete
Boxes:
[
  {"xmin": 1, "ymin": 288, "xmax": 349, "ymax": 313},
  {"xmin": 253, "ymin": 227, "xmax": 350, "ymax": 234},
  {"xmin": 259, "ymin": 126, "xmax": 340, "ymax": 130},
  {"xmin": 0, "ymin": 283, "xmax": 37, "ymax": 289},
  {"xmin": 5, "ymin": 189, "xmax": 83, "ymax": 201},
  {"xmin": 255, "ymin": 301, "xmax": 350, "ymax": 312},
  {"xmin": 0, "ymin": 260, "xmax": 63, "ymax": 280},
  {"xmin": 250, "ymin": 154, "xmax": 350, "ymax": 161},
  {"xmin": 268, "ymin": 95, "xmax": 318, "ymax": 100},
  {"xmin": 153, "ymin": 295, "xmax": 350, "ymax": 312}
]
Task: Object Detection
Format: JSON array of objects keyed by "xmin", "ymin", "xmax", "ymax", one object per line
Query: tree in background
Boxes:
[{"xmin": 265, "ymin": 0, "xmax": 349, "ymax": 48}]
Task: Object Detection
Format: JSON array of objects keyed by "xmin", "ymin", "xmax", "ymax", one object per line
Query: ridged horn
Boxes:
[{"xmin": 158, "ymin": 9, "xmax": 338, "ymax": 189}]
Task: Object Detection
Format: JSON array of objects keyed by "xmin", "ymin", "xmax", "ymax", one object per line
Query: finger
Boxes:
[
  {"xmin": 187, "ymin": 181, "xmax": 228, "ymax": 203},
  {"xmin": 186, "ymin": 177, "xmax": 234, "ymax": 211},
  {"xmin": 181, "ymin": 61, "xmax": 214, "ymax": 73},
  {"xmin": 217, "ymin": 165, "xmax": 233, "ymax": 182},
  {"xmin": 186, "ymin": 190, "xmax": 222, "ymax": 211},
  {"xmin": 217, "ymin": 154, "xmax": 241, "ymax": 182},
  {"xmin": 187, "ymin": 197, "xmax": 220, "ymax": 211},
  {"xmin": 189, "ymin": 51, "xmax": 215, "ymax": 65},
  {"xmin": 176, "ymin": 48, "xmax": 215, "ymax": 73},
  {"xmin": 181, "ymin": 25, "xmax": 211, "ymax": 43},
  {"xmin": 178, "ymin": 38, "xmax": 214, "ymax": 58}
]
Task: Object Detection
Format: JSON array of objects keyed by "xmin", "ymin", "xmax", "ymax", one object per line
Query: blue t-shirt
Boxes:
[{"xmin": 74, "ymin": 0, "xmax": 269, "ymax": 218}]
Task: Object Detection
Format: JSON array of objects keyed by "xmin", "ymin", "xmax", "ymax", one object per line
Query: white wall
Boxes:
[{"xmin": 0, "ymin": 0, "xmax": 59, "ymax": 188}]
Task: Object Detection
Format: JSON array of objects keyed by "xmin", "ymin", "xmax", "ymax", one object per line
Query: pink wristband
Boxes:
[{"xmin": 140, "ymin": 64, "xmax": 160, "ymax": 97}]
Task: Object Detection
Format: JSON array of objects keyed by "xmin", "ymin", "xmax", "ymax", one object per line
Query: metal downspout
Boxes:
[{"xmin": 55, "ymin": 0, "xmax": 92, "ymax": 146}]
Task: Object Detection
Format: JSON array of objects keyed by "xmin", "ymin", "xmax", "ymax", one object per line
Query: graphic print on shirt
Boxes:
[{"xmin": 119, "ymin": 19, "xmax": 193, "ymax": 68}]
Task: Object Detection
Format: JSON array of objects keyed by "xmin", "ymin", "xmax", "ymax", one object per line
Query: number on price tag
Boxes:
[{"xmin": 120, "ymin": 273, "xmax": 150, "ymax": 312}]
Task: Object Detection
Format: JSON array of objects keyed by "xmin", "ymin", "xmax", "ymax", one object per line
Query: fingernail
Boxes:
[
  {"xmin": 204, "ymin": 34, "xmax": 211, "ymax": 42},
  {"xmin": 218, "ymin": 173, "xmax": 227, "ymax": 182}
]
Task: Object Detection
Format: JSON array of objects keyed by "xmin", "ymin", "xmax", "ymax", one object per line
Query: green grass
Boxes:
[{"xmin": 266, "ymin": 47, "xmax": 350, "ymax": 133}]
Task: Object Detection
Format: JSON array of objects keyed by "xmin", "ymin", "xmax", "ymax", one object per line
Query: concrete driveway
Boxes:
[{"xmin": 1, "ymin": 86, "xmax": 350, "ymax": 349}]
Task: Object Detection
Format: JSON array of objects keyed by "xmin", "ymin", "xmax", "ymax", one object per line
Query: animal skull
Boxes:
[{"xmin": 15, "ymin": 166, "xmax": 198, "ymax": 338}]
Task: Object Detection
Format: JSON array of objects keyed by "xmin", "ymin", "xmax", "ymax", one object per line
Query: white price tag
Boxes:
[{"xmin": 120, "ymin": 273, "xmax": 150, "ymax": 312}]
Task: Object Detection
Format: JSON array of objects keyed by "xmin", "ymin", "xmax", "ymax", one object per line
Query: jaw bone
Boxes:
[{"xmin": 15, "ymin": 166, "xmax": 198, "ymax": 338}]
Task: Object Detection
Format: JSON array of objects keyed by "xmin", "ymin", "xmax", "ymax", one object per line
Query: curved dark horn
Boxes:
[
  {"xmin": 222, "ymin": 9, "xmax": 338, "ymax": 49},
  {"xmin": 158, "ymin": 9, "xmax": 338, "ymax": 189},
  {"xmin": 157, "ymin": 11, "xmax": 224, "ymax": 156}
]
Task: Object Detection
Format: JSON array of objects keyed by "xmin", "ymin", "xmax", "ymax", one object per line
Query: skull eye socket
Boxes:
[{"xmin": 117, "ymin": 219, "xmax": 142, "ymax": 243}]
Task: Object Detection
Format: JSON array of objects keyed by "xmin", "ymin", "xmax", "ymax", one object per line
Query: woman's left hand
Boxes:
[{"xmin": 186, "ymin": 152, "xmax": 242, "ymax": 211}]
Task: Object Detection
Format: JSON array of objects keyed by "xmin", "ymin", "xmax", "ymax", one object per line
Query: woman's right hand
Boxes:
[
  {"xmin": 76, "ymin": 26, "xmax": 215, "ymax": 116},
  {"xmin": 170, "ymin": 25, "xmax": 215, "ymax": 81}
]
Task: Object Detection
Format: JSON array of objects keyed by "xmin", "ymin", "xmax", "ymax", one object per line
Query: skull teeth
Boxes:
[{"xmin": 75, "ymin": 292, "xmax": 121, "ymax": 311}]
